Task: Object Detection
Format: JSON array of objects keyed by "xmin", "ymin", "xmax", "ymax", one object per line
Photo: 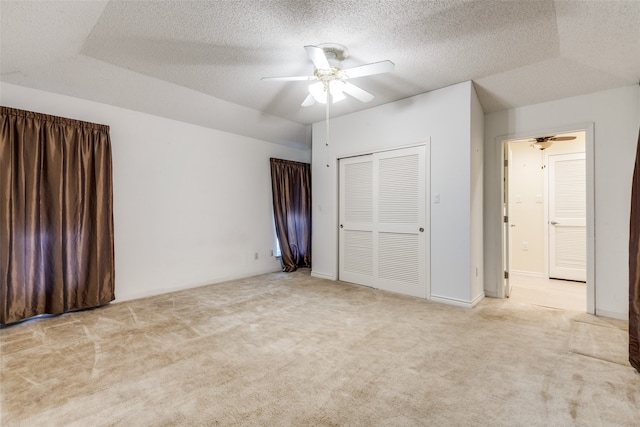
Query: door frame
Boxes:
[{"xmin": 498, "ymin": 123, "xmax": 595, "ymax": 314}]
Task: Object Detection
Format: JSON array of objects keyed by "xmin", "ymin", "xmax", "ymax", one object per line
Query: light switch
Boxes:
[
  {"xmin": 434, "ymin": 193, "xmax": 440, "ymax": 203},
  {"xmin": 536, "ymin": 194, "xmax": 543, "ymax": 203}
]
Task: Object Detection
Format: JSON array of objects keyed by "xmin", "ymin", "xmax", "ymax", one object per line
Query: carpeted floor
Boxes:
[{"xmin": 1, "ymin": 269, "xmax": 638, "ymax": 426}]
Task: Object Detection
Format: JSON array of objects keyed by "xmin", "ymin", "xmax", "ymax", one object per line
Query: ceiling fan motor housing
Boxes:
[{"xmin": 317, "ymin": 43, "xmax": 349, "ymax": 62}]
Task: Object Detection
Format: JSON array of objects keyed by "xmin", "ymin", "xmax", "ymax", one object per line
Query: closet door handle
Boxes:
[{"xmin": 550, "ymin": 221, "xmax": 559, "ymax": 225}]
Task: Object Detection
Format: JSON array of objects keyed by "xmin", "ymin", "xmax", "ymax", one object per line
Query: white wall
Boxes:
[
  {"xmin": 312, "ymin": 81, "xmax": 483, "ymax": 306},
  {"xmin": 1, "ymin": 83, "xmax": 311, "ymax": 302},
  {"xmin": 2, "ymin": 56, "xmax": 311, "ymax": 150},
  {"xmin": 484, "ymin": 85, "xmax": 640, "ymax": 319},
  {"xmin": 470, "ymin": 84, "xmax": 485, "ymax": 303}
]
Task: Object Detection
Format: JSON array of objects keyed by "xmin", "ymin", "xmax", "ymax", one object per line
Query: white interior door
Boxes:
[
  {"xmin": 548, "ymin": 152, "xmax": 586, "ymax": 282},
  {"xmin": 503, "ymin": 143, "xmax": 512, "ymax": 297},
  {"xmin": 339, "ymin": 146, "xmax": 427, "ymax": 298}
]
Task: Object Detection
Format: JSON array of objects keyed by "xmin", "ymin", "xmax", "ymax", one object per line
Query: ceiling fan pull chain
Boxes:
[{"xmin": 326, "ymin": 85, "xmax": 331, "ymax": 168}]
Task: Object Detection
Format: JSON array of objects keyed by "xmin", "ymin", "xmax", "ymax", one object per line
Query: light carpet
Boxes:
[{"xmin": 1, "ymin": 269, "xmax": 638, "ymax": 426}]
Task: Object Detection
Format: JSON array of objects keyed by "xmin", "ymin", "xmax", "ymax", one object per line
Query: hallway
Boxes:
[{"xmin": 508, "ymin": 273, "xmax": 586, "ymax": 312}]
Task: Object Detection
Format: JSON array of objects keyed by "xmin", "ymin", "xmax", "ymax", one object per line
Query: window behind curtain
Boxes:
[
  {"xmin": 0, "ymin": 106, "xmax": 115, "ymax": 325},
  {"xmin": 270, "ymin": 158, "xmax": 311, "ymax": 272}
]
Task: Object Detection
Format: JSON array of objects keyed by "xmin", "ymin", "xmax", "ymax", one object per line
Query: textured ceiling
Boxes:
[{"xmin": 1, "ymin": 1, "xmax": 639, "ymax": 134}]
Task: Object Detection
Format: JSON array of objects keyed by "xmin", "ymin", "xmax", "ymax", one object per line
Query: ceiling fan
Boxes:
[
  {"xmin": 529, "ymin": 135, "xmax": 576, "ymax": 150},
  {"xmin": 261, "ymin": 44, "xmax": 394, "ymax": 106}
]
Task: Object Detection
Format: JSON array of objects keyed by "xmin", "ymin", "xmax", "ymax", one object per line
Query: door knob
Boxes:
[
  {"xmin": 419, "ymin": 227, "xmax": 424, "ymax": 232},
  {"xmin": 340, "ymin": 224, "xmax": 344, "ymax": 229},
  {"xmin": 550, "ymin": 221, "xmax": 559, "ymax": 225}
]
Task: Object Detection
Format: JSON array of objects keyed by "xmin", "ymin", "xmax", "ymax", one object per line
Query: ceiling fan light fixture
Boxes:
[
  {"xmin": 528, "ymin": 135, "xmax": 576, "ymax": 150},
  {"xmin": 309, "ymin": 80, "xmax": 346, "ymax": 104},
  {"xmin": 262, "ymin": 44, "xmax": 393, "ymax": 107},
  {"xmin": 531, "ymin": 140, "xmax": 553, "ymax": 150}
]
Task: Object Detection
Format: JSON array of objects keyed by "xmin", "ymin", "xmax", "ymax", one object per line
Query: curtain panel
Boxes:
[
  {"xmin": 0, "ymin": 107, "xmax": 115, "ymax": 325},
  {"xmin": 630, "ymin": 127, "xmax": 640, "ymax": 373},
  {"xmin": 270, "ymin": 158, "xmax": 311, "ymax": 272}
]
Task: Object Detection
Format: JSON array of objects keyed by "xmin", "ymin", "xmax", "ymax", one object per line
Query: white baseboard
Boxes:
[
  {"xmin": 595, "ymin": 309, "xmax": 627, "ymax": 321},
  {"xmin": 115, "ymin": 282, "xmax": 208, "ymax": 304},
  {"xmin": 310, "ymin": 271, "xmax": 336, "ymax": 281},
  {"xmin": 470, "ymin": 292, "xmax": 485, "ymax": 307},
  {"xmin": 431, "ymin": 293, "xmax": 484, "ymax": 308},
  {"xmin": 113, "ymin": 267, "xmax": 282, "ymax": 304},
  {"xmin": 509, "ymin": 270, "xmax": 546, "ymax": 278}
]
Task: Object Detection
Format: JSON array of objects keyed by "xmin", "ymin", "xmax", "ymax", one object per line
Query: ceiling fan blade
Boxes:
[
  {"xmin": 261, "ymin": 75, "xmax": 316, "ymax": 82},
  {"xmin": 304, "ymin": 45, "xmax": 331, "ymax": 70},
  {"xmin": 342, "ymin": 82, "xmax": 375, "ymax": 103},
  {"xmin": 342, "ymin": 60, "xmax": 395, "ymax": 79},
  {"xmin": 550, "ymin": 136, "xmax": 576, "ymax": 141},
  {"xmin": 301, "ymin": 94, "xmax": 315, "ymax": 107}
]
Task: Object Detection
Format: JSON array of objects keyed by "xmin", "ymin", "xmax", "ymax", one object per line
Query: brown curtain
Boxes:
[
  {"xmin": 630, "ymin": 127, "xmax": 640, "ymax": 372},
  {"xmin": 0, "ymin": 107, "xmax": 115, "ymax": 325},
  {"xmin": 270, "ymin": 158, "xmax": 311, "ymax": 272}
]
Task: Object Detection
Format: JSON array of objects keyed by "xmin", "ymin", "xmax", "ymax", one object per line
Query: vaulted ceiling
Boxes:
[{"xmin": 2, "ymin": 1, "xmax": 639, "ymax": 145}]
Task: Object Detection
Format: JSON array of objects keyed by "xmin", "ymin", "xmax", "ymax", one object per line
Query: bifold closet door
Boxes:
[{"xmin": 339, "ymin": 146, "xmax": 426, "ymax": 298}]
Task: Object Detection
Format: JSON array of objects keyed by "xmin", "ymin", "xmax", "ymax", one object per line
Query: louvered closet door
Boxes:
[
  {"xmin": 339, "ymin": 154, "xmax": 375, "ymax": 285},
  {"xmin": 339, "ymin": 146, "xmax": 426, "ymax": 298},
  {"xmin": 549, "ymin": 152, "xmax": 586, "ymax": 282},
  {"xmin": 376, "ymin": 147, "xmax": 426, "ymax": 297}
]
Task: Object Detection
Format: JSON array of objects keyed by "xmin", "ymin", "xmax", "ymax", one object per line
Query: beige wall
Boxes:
[{"xmin": 508, "ymin": 134, "xmax": 585, "ymax": 276}]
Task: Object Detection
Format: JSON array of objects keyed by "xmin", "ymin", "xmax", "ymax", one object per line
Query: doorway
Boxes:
[{"xmin": 503, "ymin": 129, "xmax": 593, "ymax": 312}]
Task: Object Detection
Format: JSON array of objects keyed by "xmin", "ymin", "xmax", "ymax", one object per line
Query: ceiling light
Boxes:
[
  {"xmin": 309, "ymin": 80, "xmax": 346, "ymax": 104},
  {"xmin": 531, "ymin": 141, "xmax": 553, "ymax": 150}
]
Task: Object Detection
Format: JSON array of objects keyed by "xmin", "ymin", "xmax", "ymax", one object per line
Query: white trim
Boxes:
[
  {"xmin": 431, "ymin": 292, "xmax": 485, "ymax": 308},
  {"xmin": 426, "ymin": 139, "xmax": 432, "ymax": 300},
  {"xmin": 595, "ymin": 309, "xmax": 627, "ymax": 321},
  {"xmin": 584, "ymin": 124, "xmax": 595, "ymax": 315},
  {"xmin": 471, "ymin": 292, "xmax": 485, "ymax": 307},
  {"xmin": 509, "ymin": 270, "xmax": 546, "ymax": 278},
  {"xmin": 311, "ymin": 271, "xmax": 336, "ymax": 281},
  {"xmin": 113, "ymin": 267, "xmax": 282, "ymax": 303},
  {"xmin": 335, "ymin": 140, "xmax": 430, "ymax": 161},
  {"xmin": 543, "ymin": 149, "xmax": 550, "ymax": 278}
]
